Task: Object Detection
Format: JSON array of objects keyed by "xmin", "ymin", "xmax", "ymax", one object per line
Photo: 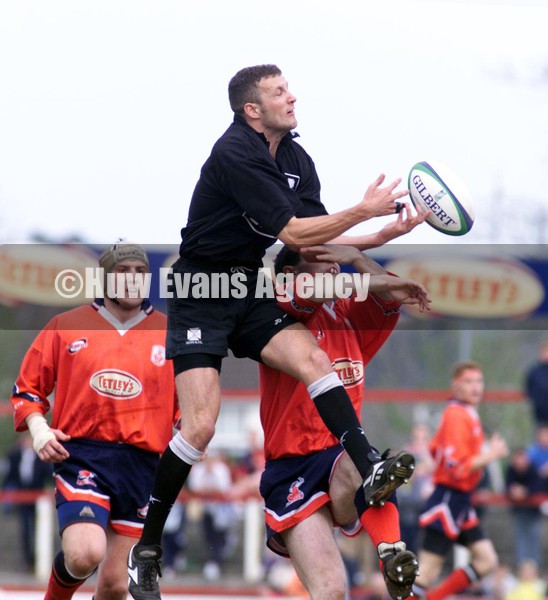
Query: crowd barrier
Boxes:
[{"xmin": 2, "ymin": 487, "xmax": 548, "ymax": 583}]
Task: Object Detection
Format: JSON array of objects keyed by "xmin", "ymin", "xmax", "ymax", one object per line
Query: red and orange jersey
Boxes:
[
  {"xmin": 430, "ymin": 400, "xmax": 485, "ymax": 493},
  {"xmin": 260, "ymin": 288, "xmax": 400, "ymax": 460},
  {"xmin": 11, "ymin": 301, "xmax": 178, "ymax": 454}
]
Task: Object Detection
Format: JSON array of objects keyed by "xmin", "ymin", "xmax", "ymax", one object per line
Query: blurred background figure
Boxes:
[
  {"xmin": 524, "ymin": 340, "xmax": 548, "ymax": 427},
  {"xmin": 1, "ymin": 433, "xmax": 52, "ymax": 571},
  {"xmin": 413, "ymin": 361, "xmax": 509, "ymax": 600},
  {"xmin": 264, "ymin": 550, "xmax": 307, "ymax": 598},
  {"xmin": 504, "ymin": 559, "xmax": 547, "ymax": 600},
  {"xmin": 229, "ymin": 420, "xmax": 265, "ymax": 501},
  {"xmin": 337, "ymin": 533, "xmax": 373, "ymax": 591},
  {"xmin": 526, "ymin": 424, "xmax": 548, "ymax": 488},
  {"xmin": 505, "ymin": 447, "xmax": 545, "ymax": 569},
  {"xmin": 482, "ymin": 564, "xmax": 517, "ymax": 600},
  {"xmin": 398, "ymin": 423, "xmax": 435, "ymax": 554},
  {"xmin": 187, "ymin": 451, "xmax": 237, "ymax": 581},
  {"xmin": 161, "ymin": 502, "xmax": 187, "ymax": 579},
  {"xmin": 362, "ymin": 572, "xmax": 391, "ymax": 600}
]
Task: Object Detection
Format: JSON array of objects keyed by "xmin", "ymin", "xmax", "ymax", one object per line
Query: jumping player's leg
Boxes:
[
  {"xmin": 135, "ymin": 364, "xmax": 219, "ymax": 548},
  {"xmin": 128, "ymin": 361, "xmax": 219, "ymax": 600},
  {"xmin": 282, "ymin": 506, "xmax": 348, "ymax": 600},
  {"xmin": 128, "ymin": 261, "xmax": 241, "ymax": 600}
]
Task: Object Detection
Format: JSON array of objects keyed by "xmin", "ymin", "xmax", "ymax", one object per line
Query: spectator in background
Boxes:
[
  {"xmin": 504, "ymin": 559, "xmax": 547, "ymax": 600},
  {"xmin": 482, "ymin": 564, "xmax": 517, "ymax": 600},
  {"xmin": 187, "ymin": 451, "xmax": 236, "ymax": 581},
  {"xmin": 363, "ymin": 572, "xmax": 391, "ymax": 600},
  {"xmin": 229, "ymin": 423, "xmax": 265, "ymax": 500},
  {"xmin": 161, "ymin": 503, "xmax": 187, "ymax": 578},
  {"xmin": 2, "ymin": 433, "xmax": 52, "ymax": 570},
  {"xmin": 524, "ymin": 340, "xmax": 548, "ymax": 427},
  {"xmin": 526, "ymin": 424, "xmax": 548, "ymax": 487},
  {"xmin": 398, "ymin": 423, "xmax": 434, "ymax": 554},
  {"xmin": 505, "ymin": 447, "xmax": 545, "ymax": 569}
]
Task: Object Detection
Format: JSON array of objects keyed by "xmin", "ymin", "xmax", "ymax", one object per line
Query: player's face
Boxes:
[
  {"xmin": 256, "ymin": 75, "xmax": 297, "ymax": 134},
  {"xmin": 109, "ymin": 259, "xmax": 149, "ymax": 310},
  {"xmin": 451, "ymin": 368, "xmax": 484, "ymax": 405}
]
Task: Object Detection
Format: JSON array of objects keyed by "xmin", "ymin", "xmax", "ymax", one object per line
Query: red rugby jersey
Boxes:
[
  {"xmin": 260, "ymin": 289, "xmax": 400, "ymax": 460},
  {"xmin": 12, "ymin": 301, "xmax": 178, "ymax": 454},
  {"xmin": 429, "ymin": 400, "xmax": 485, "ymax": 493}
]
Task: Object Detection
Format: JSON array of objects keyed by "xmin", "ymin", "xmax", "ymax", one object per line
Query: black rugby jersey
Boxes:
[{"xmin": 179, "ymin": 115, "xmax": 327, "ymax": 268}]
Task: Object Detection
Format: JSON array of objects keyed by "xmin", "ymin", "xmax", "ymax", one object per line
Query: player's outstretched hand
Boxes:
[
  {"xmin": 359, "ymin": 174, "xmax": 409, "ymax": 219},
  {"xmin": 376, "ymin": 202, "xmax": 431, "ymax": 244},
  {"xmin": 380, "ymin": 276, "xmax": 432, "ymax": 313}
]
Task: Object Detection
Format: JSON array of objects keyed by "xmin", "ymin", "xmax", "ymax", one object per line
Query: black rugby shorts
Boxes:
[{"xmin": 165, "ymin": 258, "xmax": 296, "ymax": 363}]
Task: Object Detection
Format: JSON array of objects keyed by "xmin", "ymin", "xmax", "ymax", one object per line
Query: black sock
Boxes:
[
  {"xmin": 52, "ymin": 551, "xmax": 85, "ymax": 586},
  {"xmin": 139, "ymin": 445, "xmax": 193, "ymax": 546},
  {"xmin": 312, "ymin": 386, "xmax": 374, "ymax": 479}
]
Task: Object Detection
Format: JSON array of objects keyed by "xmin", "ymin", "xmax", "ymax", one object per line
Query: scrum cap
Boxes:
[{"xmin": 99, "ymin": 240, "xmax": 149, "ymax": 272}]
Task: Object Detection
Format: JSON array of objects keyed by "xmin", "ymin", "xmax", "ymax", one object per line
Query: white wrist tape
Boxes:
[{"xmin": 27, "ymin": 414, "xmax": 56, "ymax": 454}]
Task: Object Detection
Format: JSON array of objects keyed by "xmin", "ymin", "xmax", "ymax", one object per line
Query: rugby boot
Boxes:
[
  {"xmin": 362, "ymin": 449, "xmax": 415, "ymax": 507},
  {"xmin": 128, "ymin": 544, "xmax": 163, "ymax": 600},
  {"xmin": 378, "ymin": 541, "xmax": 419, "ymax": 600}
]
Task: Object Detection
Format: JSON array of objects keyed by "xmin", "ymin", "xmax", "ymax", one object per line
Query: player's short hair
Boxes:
[
  {"xmin": 228, "ymin": 64, "xmax": 282, "ymax": 115},
  {"xmin": 450, "ymin": 360, "xmax": 483, "ymax": 380},
  {"xmin": 99, "ymin": 239, "xmax": 149, "ymax": 273},
  {"xmin": 274, "ymin": 245, "xmax": 302, "ymax": 275}
]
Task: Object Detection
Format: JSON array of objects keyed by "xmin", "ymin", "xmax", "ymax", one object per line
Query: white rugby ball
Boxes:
[{"xmin": 408, "ymin": 161, "xmax": 474, "ymax": 236}]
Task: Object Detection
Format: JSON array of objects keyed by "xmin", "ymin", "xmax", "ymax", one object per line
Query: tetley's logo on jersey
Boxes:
[
  {"xmin": 333, "ymin": 358, "xmax": 364, "ymax": 387},
  {"xmin": 90, "ymin": 369, "xmax": 143, "ymax": 399}
]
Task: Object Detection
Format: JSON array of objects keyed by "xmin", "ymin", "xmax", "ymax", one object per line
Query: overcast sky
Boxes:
[{"xmin": 0, "ymin": 0, "xmax": 547, "ymax": 247}]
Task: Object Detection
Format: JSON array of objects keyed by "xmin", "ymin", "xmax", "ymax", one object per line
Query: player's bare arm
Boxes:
[
  {"xmin": 278, "ymin": 174, "xmax": 407, "ymax": 246},
  {"xmin": 301, "ymin": 245, "xmax": 388, "ymax": 276},
  {"xmin": 332, "ymin": 203, "xmax": 431, "ymax": 250},
  {"xmin": 293, "ymin": 244, "xmax": 431, "ymax": 311},
  {"xmin": 299, "ymin": 244, "xmax": 364, "ymax": 268}
]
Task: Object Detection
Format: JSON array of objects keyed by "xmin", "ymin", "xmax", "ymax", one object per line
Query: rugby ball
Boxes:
[{"xmin": 408, "ymin": 161, "xmax": 474, "ymax": 236}]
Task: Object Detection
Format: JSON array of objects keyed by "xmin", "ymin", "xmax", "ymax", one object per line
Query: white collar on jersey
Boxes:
[{"xmin": 96, "ymin": 305, "xmax": 148, "ymax": 335}]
